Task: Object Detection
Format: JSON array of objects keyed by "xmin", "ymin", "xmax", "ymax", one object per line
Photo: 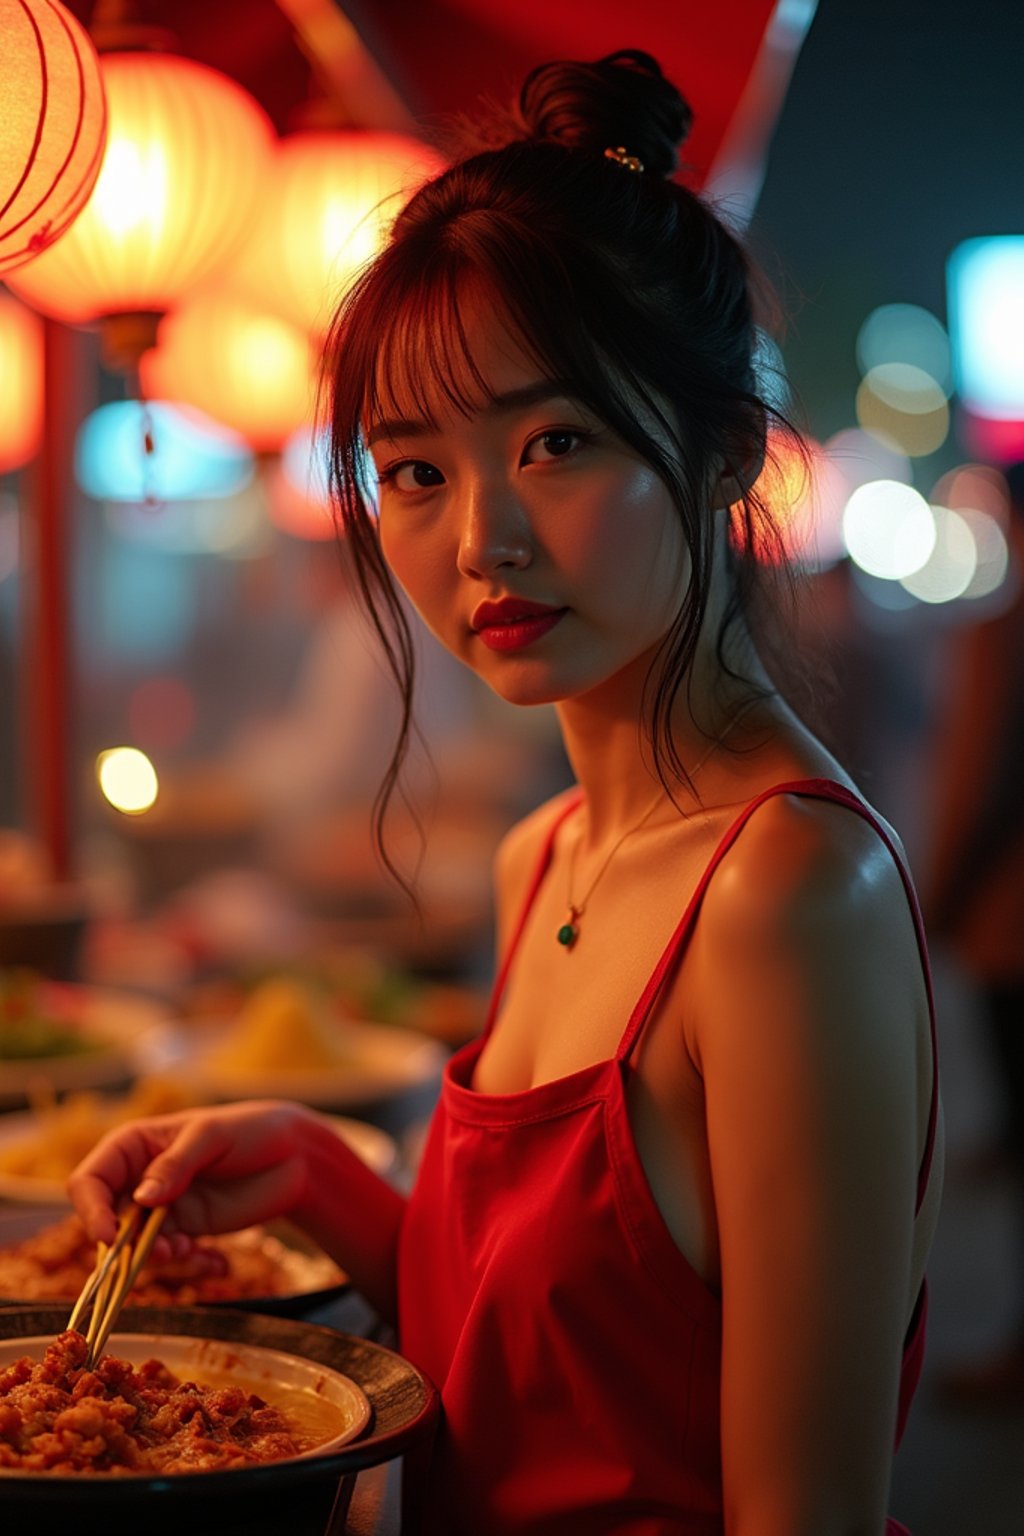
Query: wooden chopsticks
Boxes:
[{"xmin": 68, "ymin": 1204, "xmax": 167, "ymax": 1367}]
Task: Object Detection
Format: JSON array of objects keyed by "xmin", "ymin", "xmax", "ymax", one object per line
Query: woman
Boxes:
[{"xmin": 70, "ymin": 51, "xmax": 941, "ymax": 1535}]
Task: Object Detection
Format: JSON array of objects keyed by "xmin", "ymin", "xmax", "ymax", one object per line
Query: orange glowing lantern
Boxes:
[
  {"xmin": 0, "ymin": 293, "xmax": 44, "ymax": 472},
  {"xmin": 0, "ymin": 0, "xmax": 108, "ymax": 274},
  {"xmin": 229, "ymin": 130, "xmax": 445, "ymax": 337},
  {"xmin": 5, "ymin": 50, "xmax": 274, "ymax": 328},
  {"xmin": 140, "ymin": 288, "xmax": 316, "ymax": 454}
]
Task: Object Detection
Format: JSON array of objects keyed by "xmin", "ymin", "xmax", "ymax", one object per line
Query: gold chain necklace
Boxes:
[{"xmin": 556, "ymin": 699, "xmax": 759, "ymax": 950}]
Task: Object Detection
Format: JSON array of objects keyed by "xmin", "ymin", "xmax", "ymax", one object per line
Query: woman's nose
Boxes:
[{"xmin": 455, "ymin": 480, "xmax": 533, "ymax": 579}]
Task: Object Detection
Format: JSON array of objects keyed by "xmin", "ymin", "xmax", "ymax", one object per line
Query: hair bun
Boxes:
[{"xmin": 518, "ymin": 49, "xmax": 692, "ymax": 177}]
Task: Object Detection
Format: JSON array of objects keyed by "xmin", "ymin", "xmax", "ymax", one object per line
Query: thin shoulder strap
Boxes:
[
  {"xmin": 483, "ymin": 790, "xmax": 586, "ymax": 1038},
  {"xmin": 615, "ymin": 778, "xmax": 939, "ymax": 1213}
]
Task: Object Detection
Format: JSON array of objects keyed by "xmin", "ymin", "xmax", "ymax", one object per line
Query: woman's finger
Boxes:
[{"xmin": 129, "ymin": 1117, "xmax": 234, "ymax": 1205}]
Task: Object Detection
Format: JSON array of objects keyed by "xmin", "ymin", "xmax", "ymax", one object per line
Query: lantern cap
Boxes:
[{"xmin": 101, "ymin": 312, "xmax": 161, "ymax": 374}]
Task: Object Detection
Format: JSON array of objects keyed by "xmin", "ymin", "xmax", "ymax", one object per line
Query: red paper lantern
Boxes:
[
  {"xmin": 228, "ymin": 130, "xmax": 446, "ymax": 337},
  {"xmin": 0, "ymin": 0, "xmax": 108, "ymax": 273},
  {"xmin": 0, "ymin": 293, "xmax": 44, "ymax": 472},
  {"xmin": 140, "ymin": 287, "xmax": 316, "ymax": 454},
  {"xmin": 6, "ymin": 50, "xmax": 274, "ymax": 325}
]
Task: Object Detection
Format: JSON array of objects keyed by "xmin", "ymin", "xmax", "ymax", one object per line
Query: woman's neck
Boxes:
[{"xmin": 555, "ymin": 636, "xmax": 770, "ymax": 845}]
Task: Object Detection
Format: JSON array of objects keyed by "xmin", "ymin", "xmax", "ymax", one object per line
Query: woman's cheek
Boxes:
[{"xmin": 381, "ymin": 521, "xmax": 458, "ymax": 636}]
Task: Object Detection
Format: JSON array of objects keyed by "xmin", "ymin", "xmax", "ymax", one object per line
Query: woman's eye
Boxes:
[
  {"xmin": 379, "ymin": 460, "xmax": 445, "ymax": 492},
  {"xmin": 523, "ymin": 430, "xmax": 584, "ymax": 464}
]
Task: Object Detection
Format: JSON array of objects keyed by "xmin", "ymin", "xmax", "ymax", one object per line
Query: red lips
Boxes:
[
  {"xmin": 471, "ymin": 597, "xmax": 568, "ymax": 653},
  {"xmin": 472, "ymin": 597, "xmax": 563, "ymax": 628}
]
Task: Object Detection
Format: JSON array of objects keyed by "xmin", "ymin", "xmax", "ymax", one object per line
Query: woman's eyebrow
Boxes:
[{"xmin": 365, "ymin": 382, "xmax": 580, "ymax": 448}]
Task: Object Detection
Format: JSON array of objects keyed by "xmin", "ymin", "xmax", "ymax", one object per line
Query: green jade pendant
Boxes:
[{"xmin": 557, "ymin": 908, "xmax": 581, "ymax": 948}]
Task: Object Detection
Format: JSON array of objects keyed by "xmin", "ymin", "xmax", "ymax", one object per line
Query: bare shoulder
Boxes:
[
  {"xmin": 699, "ymin": 787, "xmax": 913, "ymax": 948},
  {"xmin": 492, "ymin": 787, "xmax": 581, "ymax": 947},
  {"xmin": 688, "ymin": 787, "xmax": 927, "ymax": 1083}
]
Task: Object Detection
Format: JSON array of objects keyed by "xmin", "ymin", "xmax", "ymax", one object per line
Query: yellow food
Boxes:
[
  {"xmin": 206, "ymin": 979, "xmax": 356, "ymax": 1074},
  {"xmin": 0, "ymin": 1078, "xmax": 193, "ymax": 1182}
]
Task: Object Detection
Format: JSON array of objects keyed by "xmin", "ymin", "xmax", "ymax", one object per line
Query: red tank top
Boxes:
[{"xmin": 398, "ymin": 780, "xmax": 938, "ymax": 1535}]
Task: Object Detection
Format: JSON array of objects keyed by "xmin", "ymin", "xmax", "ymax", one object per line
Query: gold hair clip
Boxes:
[{"xmin": 603, "ymin": 145, "xmax": 644, "ymax": 174}]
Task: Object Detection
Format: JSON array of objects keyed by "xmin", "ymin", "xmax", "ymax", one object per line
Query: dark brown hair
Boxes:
[{"xmin": 324, "ymin": 50, "xmax": 804, "ymax": 887}]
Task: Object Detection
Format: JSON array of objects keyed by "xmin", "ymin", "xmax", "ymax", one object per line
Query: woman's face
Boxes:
[{"xmin": 366, "ymin": 299, "xmax": 692, "ymax": 710}]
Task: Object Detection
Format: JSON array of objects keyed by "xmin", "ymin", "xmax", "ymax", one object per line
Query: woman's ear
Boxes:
[{"xmin": 711, "ymin": 410, "xmax": 768, "ymax": 509}]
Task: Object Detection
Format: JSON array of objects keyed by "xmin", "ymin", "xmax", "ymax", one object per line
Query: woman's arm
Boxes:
[
  {"xmin": 688, "ymin": 793, "xmax": 926, "ymax": 1536},
  {"xmin": 66, "ymin": 1099, "xmax": 406, "ymax": 1323}
]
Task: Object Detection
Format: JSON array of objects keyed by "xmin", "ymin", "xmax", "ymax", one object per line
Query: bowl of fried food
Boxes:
[{"xmin": 0, "ymin": 1306, "xmax": 439, "ymax": 1535}]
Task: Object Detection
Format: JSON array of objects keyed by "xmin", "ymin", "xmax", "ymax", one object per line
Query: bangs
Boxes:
[
  {"xmin": 359, "ymin": 259, "xmax": 561, "ymax": 438},
  {"xmin": 369, "ymin": 268, "xmax": 498, "ymax": 430}
]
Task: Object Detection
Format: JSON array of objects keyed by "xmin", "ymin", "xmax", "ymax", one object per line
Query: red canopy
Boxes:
[{"xmin": 64, "ymin": 0, "xmax": 791, "ymax": 185}]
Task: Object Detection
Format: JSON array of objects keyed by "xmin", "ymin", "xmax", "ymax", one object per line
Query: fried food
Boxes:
[
  {"xmin": 0, "ymin": 1330, "xmax": 305, "ymax": 1474},
  {"xmin": 0, "ymin": 1214, "xmax": 342, "ymax": 1306}
]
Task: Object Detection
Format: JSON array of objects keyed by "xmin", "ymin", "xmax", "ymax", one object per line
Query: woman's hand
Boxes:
[
  {"xmin": 66, "ymin": 1097, "xmax": 407, "ymax": 1320},
  {"xmin": 66, "ymin": 1099, "xmax": 322, "ymax": 1262}
]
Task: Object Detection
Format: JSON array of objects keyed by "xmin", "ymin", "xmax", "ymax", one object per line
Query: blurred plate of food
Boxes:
[
  {"xmin": 0, "ymin": 1208, "xmax": 349, "ymax": 1315},
  {"xmin": 180, "ymin": 948, "xmax": 488, "ymax": 1047},
  {"xmin": 176, "ymin": 975, "xmax": 450, "ymax": 1109},
  {"xmin": 0, "ymin": 969, "xmax": 175, "ymax": 1106},
  {"xmin": 0, "ymin": 1076, "xmax": 398, "ymax": 1204}
]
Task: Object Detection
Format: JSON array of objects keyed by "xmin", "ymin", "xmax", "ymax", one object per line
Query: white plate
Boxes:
[
  {"xmin": 0, "ymin": 1331, "xmax": 371, "ymax": 1468},
  {"xmin": 0, "ymin": 1110, "xmax": 397, "ymax": 1205},
  {"xmin": 0, "ymin": 983, "xmax": 175, "ymax": 1101},
  {"xmin": 181, "ymin": 1018, "xmax": 447, "ymax": 1109}
]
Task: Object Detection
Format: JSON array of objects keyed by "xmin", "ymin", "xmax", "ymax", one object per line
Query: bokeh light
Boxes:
[
  {"xmin": 932, "ymin": 462, "xmax": 1010, "ymax": 526},
  {"xmin": 842, "ymin": 480, "xmax": 936, "ymax": 580},
  {"xmin": 856, "ymin": 364, "xmax": 950, "ymax": 456},
  {"xmin": 956, "ymin": 506, "xmax": 1011, "ymax": 601},
  {"xmin": 899, "ymin": 506, "xmax": 977, "ymax": 604},
  {"xmin": 957, "ymin": 412, "xmax": 1024, "ymax": 466},
  {"xmin": 929, "ymin": 463, "xmax": 1012, "ymax": 601},
  {"xmin": 97, "ymin": 746, "xmax": 159, "ymax": 815},
  {"xmin": 798, "ymin": 429, "xmax": 913, "ymax": 570},
  {"xmin": 856, "ymin": 303, "xmax": 952, "ymax": 391},
  {"xmin": 76, "ymin": 401, "xmax": 253, "ymax": 502},
  {"xmin": 947, "ymin": 236, "xmax": 1024, "ymax": 417}
]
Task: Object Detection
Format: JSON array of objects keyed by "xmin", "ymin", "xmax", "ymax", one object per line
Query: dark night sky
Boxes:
[{"xmin": 749, "ymin": 0, "xmax": 1024, "ymax": 454}]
